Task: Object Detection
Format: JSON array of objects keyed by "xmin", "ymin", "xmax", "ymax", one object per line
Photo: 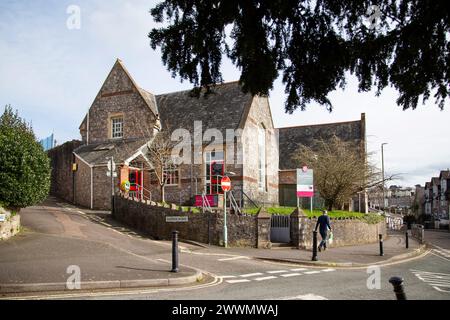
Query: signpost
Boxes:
[
  {"xmin": 297, "ymin": 167, "xmax": 314, "ymax": 213},
  {"xmin": 107, "ymin": 157, "xmax": 116, "ymax": 214},
  {"xmin": 221, "ymin": 176, "xmax": 231, "ymax": 248}
]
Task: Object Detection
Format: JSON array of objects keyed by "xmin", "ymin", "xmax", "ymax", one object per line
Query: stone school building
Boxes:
[{"xmin": 48, "ymin": 59, "xmax": 367, "ymax": 211}]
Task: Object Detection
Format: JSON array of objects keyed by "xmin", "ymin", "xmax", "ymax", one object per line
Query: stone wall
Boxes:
[
  {"xmin": 0, "ymin": 208, "xmax": 20, "ymax": 241},
  {"xmin": 113, "ymin": 195, "xmax": 271, "ymax": 248},
  {"xmin": 73, "ymin": 157, "xmax": 92, "ymax": 209},
  {"xmin": 290, "ymin": 210, "xmax": 386, "ymax": 249},
  {"xmin": 48, "ymin": 140, "xmax": 82, "ymax": 203}
]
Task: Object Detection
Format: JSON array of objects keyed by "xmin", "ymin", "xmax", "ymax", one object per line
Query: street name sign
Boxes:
[
  {"xmin": 166, "ymin": 216, "xmax": 189, "ymax": 223},
  {"xmin": 297, "ymin": 168, "xmax": 314, "ymax": 198}
]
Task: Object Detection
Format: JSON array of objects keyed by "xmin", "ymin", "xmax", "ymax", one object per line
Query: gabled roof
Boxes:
[
  {"xmin": 79, "ymin": 59, "xmax": 158, "ymax": 129},
  {"xmin": 278, "ymin": 119, "xmax": 364, "ymax": 170},
  {"xmin": 74, "ymin": 138, "xmax": 149, "ymax": 166},
  {"xmin": 155, "ymin": 82, "xmax": 253, "ymax": 137}
]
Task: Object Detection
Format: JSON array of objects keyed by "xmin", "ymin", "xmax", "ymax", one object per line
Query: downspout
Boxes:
[
  {"xmin": 87, "ymin": 111, "xmax": 90, "ymax": 145},
  {"xmin": 90, "ymin": 166, "xmax": 94, "ymax": 209}
]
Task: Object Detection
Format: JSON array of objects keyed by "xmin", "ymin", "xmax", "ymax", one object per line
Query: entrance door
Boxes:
[
  {"xmin": 129, "ymin": 170, "xmax": 142, "ymax": 199},
  {"xmin": 205, "ymin": 151, "xmax": 224, "ymax": 195}
]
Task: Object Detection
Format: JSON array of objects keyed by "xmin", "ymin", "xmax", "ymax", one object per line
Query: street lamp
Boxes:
[{"xmin": 381, "ymin": 143, "xmax": 388, "ymax": 212}]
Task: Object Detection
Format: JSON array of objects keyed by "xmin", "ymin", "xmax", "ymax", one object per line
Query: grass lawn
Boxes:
[{"xmin": 242, "ymin": 207, "xmax": 384, "ymax": 224}]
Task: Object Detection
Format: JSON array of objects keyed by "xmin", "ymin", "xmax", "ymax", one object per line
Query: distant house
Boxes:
[
  {"xmin": 439, "ymin": 170, "xmax": 450, "ymax": 219},
  {"xmin": 49, "ymin": 59, "xmax": 367, "ymax": 211}
]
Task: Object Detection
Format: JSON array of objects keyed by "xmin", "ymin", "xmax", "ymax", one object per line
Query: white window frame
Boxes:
[
  {"xmin": 164, "ymin": 167, "xmax": 180, "ymax": 187},
  {"xmin": 111, "ymin": 116, "xmax": 124, "ymax": 139}
]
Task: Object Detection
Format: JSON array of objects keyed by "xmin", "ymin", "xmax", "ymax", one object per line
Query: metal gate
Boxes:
[{"xmin": 271, "ymin": 215, "xmax": 291, "ymax": 243}]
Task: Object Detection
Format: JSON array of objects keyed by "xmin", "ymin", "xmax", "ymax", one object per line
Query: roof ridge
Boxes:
[
  {"xmin": 278, "ymin": 119, "xmax": 361, "ymax": 130},
  {"xmin": 155, "ymin": 80, "xmax": 242, "ymax": 97}
]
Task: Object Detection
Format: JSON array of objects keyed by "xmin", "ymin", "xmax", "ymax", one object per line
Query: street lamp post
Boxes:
[{"xmin": 381, "ymin": 143, "xmax": 388, "ymax": 212}]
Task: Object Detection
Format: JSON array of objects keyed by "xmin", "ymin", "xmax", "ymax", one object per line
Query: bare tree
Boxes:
[
  {"xmin": 145, "ymin": 131, "xmax": 175, "ymax": 203},
  {"xmin": 294, "ymin": 136, "xmax": 380, "ymax": 211}
]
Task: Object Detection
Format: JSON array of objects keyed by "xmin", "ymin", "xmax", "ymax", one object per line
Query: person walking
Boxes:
[{"xmin": 315, "ymin": 210, "xmax": 332, "ymax": 252}]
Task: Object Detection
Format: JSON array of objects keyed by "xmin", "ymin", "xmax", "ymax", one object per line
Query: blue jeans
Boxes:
[{"xmin": 319, "ymin": 230, "xmax": 328, "ymax": 248}]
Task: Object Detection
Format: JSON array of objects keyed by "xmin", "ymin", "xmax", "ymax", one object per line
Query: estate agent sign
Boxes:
[{"xmin": 297, "ymin": 167, "xmax": 314, "ymax": 198}]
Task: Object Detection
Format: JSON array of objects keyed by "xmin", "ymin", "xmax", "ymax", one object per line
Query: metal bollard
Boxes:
[
  {"xmin": 389, "ymin": 277, "xmax": 407, "ymax": 300},
  {"xmin": 312, "ymin": 231, "xmax": 318, "ymax": 261},
  {"xmin": 405, "ymin": 231, "xmax": 409, "ymax": 249},
  {"xmin": 171, "ymin": 231, "xmax": 179, "ymax": 273},
  {"xmin": 379, "ymin": 234, "xmax": 384, "ymax": 256}
]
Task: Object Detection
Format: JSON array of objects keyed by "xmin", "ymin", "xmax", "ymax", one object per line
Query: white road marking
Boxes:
[
  {"xmin": 226, "ymin": 279, "xmax": 251, "ymax": 284},
  {"xmin": 280, "ymin": 273, "xmax": 302, "ymax": 278},
  {"xmin": 267, "ymin": 270, "xmax": 288, "ymax": 274},
  {"xmin": 218, "ymin": 256, "xmax": 249, "ymax": 262},
  {"xmin": 275, "ymin": 294, "xmax": 328, "ymax": 300},
  {"xmin": 240, "ymin": 273, "xmax": 264, "ymax": 278},
  {"xmin": 254, "ymin": 276, "xmax": 278, "ymax": 281},
  {"xmin": 290, "ymin": 268, "xmax": 308, "ymax": 272},
  {"xmin": 411, "ymin": 269, "xmax": 450, "ymax": 293},
  {"xmin": 321, "ymin": 268, "xmax": 336, "ymax": 272},
  {"xmin": 304, "ymin": 271, "xmax": 321, "ymax": 275}
]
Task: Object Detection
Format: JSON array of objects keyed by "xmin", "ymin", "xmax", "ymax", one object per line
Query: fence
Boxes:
[
  {"xmin": 411, "ymin": 224, "xmax": 425, "ymax": 244},
  {"xmin": 386, "ymin": 215, "xmax": 403, "ymax": 231}
]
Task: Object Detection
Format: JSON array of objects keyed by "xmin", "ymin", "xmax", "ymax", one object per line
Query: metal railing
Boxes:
[{"xmin": 129, "ymin": 183, "xmax": 152, "ymax": 202}]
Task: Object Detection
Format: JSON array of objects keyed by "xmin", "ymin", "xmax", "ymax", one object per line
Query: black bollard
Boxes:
[
  {"xmin": 171, "ymin": 231, "xmax": 179, "ymax": 273},
  {"xmin": 379, "ymin": 234, "xmax": 384, "ymax": 256},
  {"xmin": 312, "ymin": 231, "xmax": 318, "ymax": 261},
  {"xmin": 405, "ymin": 231, "xmax": 409, "ymax": 249},
  {"xmin": 389, "ymin": 277, "xmax": 407, "ymax": 300}
]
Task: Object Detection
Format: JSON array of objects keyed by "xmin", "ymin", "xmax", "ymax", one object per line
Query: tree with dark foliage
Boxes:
[{"xmin": 149, "ymin": 1, "xmax": 449, "ymax": 112}]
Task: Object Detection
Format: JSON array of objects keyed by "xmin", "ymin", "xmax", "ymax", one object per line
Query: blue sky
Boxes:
[{"xmin": 1, "ymin": 0, "xmax": 449, "ymax": 187}]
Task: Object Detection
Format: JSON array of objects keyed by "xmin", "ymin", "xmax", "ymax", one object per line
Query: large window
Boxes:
[
  {"xmin": 164, "ymin": 167, "xmax": 180, "ymax": 186},
  {"xmin": 111, "ymin": 116, "xmax": 123, "ymax": 139},
  {"xmin": 205, "ymin": 151, "xmax": 224, "ymax": 194},
  {"xmin": 258, "ymin": 125, "xmax": 266, "ymax": 191}
]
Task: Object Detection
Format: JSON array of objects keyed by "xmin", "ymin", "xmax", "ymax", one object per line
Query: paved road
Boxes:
[{"xmin": 3, "ymin": 199, "xmax": 450, "ymax": 300}]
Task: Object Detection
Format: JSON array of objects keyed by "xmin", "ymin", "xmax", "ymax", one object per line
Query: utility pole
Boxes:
[{"xmin": 381, "ymin": 143, "xmax": 388, "ymax": 212}]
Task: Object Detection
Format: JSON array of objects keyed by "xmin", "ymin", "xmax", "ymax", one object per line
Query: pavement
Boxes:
[
  {"xmin": 0, "ymin": 197, "xmax": 443, "ymax": 300},
  {"xmin": 0, "ymin": 198, "xmax": 203, "ymax": 295}
]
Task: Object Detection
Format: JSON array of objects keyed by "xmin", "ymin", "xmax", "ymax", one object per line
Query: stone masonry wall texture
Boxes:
[
  {"xmin": 0, "ymin": 208, "xmax": 21, "ymax": 241},
  {"xmin": 113, "ymin": 195, "xmax": 270, "ymax": 248},
  {"xmin": 47, "ymin": 140, "xmax": 82, "ymax": 203}
]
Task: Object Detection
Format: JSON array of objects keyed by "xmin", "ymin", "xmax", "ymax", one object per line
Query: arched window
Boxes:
[{"xmin": 258, "ymin": 125, "xmax": 266, "ymax": 191}]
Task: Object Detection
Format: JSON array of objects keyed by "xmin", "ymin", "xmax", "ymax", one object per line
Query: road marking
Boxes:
[
  {"xmin": 275, "ymin": 294, "xmax": 328, "ymax": 300},
  {"xmin": 290, "ymin": 268, "xmax": 308, "ymax": 272},
  {"xmin": 304, "ymin": 271, "xmax": 321, "ymax": 275},
  {"xmin": 218, "ymin": 256, "xmax": 249, "ymax": 262},
  {"xmin": 411, "ymin": 269, "xmax": 450, "ymax": 293},
  {"xmin": 226, "ymin": 279, "xmax": 251, "ymax": 284},
  {"xmin": 280, "ymin": 273, "xmax": 302, "ymax": 278},
  {"xmin": 240, "ymin": 273, "xmax": 264, "ymax": 278},
  {"xmin": 267, "ymin": 270, "xmax": 288, "ymax": 274},
  {"xmin": 254, "ymin": 276, "xmax": 277, "ymax": 281},
  {"xmin": 321, "ymin": 268, "xmax": 336, "ymax": 272}
]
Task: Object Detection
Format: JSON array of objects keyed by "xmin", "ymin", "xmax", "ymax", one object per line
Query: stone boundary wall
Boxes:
[
  {"xmin": 0, "ymin": 208, "xmax": 21, "ymax": 241},
  {"xmin": 290, "ymin": 210, "xmax": 386, "ymax": 249},
  {"xmin": 113, "ymin": 195, "xmax": 271, "ymax": 248}
]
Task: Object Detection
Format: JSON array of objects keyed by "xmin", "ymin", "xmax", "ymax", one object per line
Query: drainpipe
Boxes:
[{"xmin": 90, "ymin": 166, "xmax": 94, "ymax": 209}]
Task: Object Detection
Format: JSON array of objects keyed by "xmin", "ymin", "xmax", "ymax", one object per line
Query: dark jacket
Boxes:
[{"xmin": 315, "ymin": 215, "xmax": 331, "ymax": 233}]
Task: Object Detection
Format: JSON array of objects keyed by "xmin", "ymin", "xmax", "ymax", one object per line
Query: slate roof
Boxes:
[
  {"xmin": 278, "ymin": 120, "xmax": 363, "ymax": 170},
  {"xmin": 155, "ymin": 82, "xmax": 253, "ymax": 138},
  {"xmin": 74, "ymin": 138, "xmax": 149, "ymax": 166},
  {"xmin": 138, "ymin": 87, "xmax": 159, "ymax": 116}
]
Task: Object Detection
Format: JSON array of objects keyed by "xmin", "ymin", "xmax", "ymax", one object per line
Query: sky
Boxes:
[{"xmin": 0, "ymin": 0, "xmax": 449, "ymax": 188}]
